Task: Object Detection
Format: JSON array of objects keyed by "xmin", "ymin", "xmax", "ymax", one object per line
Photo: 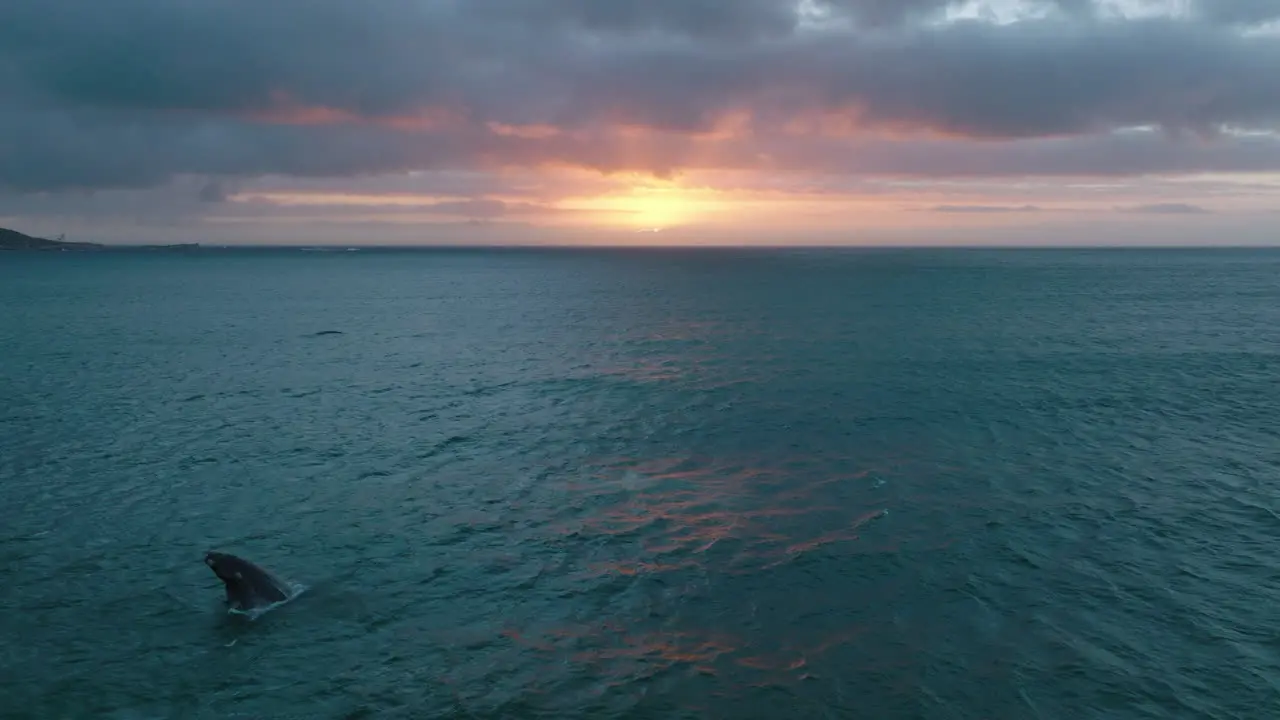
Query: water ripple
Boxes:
[{"xmin": 4, "ymin": 249, "xmax": 1280, "ymax": 718}]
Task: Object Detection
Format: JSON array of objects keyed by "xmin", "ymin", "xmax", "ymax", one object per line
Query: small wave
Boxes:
[
  {"xmin": 1, "ymin": 529, "xmax": 51, "ymax": 543},
  {"xmin": 462, "ymin": 380, "xmax": 520, "ymax": 397},
  {"xmin": 418, "ymin": 435, "xmax": 471, "ymax": 458}
]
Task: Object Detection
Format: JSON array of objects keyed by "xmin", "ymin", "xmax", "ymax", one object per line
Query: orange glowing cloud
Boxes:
[
  {"xmin": 486, "ymin": 122, "xmax": 563, "ymax": 139},
  {"xmin": 244, "ymin": 91, "xmax": 462, "ymax": 132}
]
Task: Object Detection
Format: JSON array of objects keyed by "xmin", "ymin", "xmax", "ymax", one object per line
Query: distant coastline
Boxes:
[
  {"xmin": 0, "ymin": 226, "xmax": 199, "ymax": 252},
  {"xmin": 2, "ymin": 227, "xmax": 1277, "ymax": 254},
  {"xmin": 0, "ymin": 227, "xmax": 104, "ymax": 251}
]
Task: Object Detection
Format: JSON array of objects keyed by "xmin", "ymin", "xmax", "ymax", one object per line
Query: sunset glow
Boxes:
[
  {"xmin": 3, "ymin": 0, "xmax": 1279, "ymax": 245},
  {"xmin": 562, "ymin": 184, "xmax": 735, "ymax": 230}
]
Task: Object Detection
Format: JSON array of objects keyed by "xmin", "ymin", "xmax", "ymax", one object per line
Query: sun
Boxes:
[
  {"xmin": 570, "ymin": 188, "xmax": 697, "ymax": 229},
  {"xmin": 566, "ymin": 184, "xmax": 728, "ymax": 230},
  {"xmin": 617, "ymin": 187, "xmax": 700, "ymax": 229}
]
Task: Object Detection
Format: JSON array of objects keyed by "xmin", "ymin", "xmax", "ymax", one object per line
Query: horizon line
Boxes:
[{"xmin": 65, "ymin": 241, "xmax": 1280, "ymax": 252}]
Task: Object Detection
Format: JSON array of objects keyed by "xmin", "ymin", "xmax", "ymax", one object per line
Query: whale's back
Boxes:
[{"xmin": 206, "ymin": 551, "xmax": 294, "ymax": 610}]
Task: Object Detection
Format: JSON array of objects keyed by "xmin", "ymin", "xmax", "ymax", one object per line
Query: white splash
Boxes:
[{"xmin": 226, "ymin": 581, "xmax": 309, "ymax": 621}]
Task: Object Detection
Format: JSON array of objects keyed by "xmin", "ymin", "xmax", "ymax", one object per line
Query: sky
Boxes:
[{"xmin": 2, "ymin": 0, "xmax": 1279, "ymax": 246}]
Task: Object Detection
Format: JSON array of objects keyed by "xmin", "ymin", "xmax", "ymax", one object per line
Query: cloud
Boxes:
[
  {"xmin": 473, "ymin": 0, "xmax": 801, "ymax": 39},
  {"xmin": 1118, "ymin": 202, "xmax": 1214, "ymax": 214},
  {"xmin": 2, "ymin": 0, "xmax": 1280, "ymax": 196},
  {"xmin": 416, "ymin": 198, "xmax": 508, "ymax": 220},
  {"xmin": 1193, "ymin": 0, "xmax": 1280, "ymax": 26},
  {"xmin": 4, "ymin": 111, "xmax": 1280, "ymax": 198},
  {"xmin": 810, "ymin": 0, "xmax": 958, "ymax": 29},
  {"xmin": 198, "ymin": 180, "xmax": 229, "ymax": 203},
  {"xmin": 929, "ymin": 204, "xmax": 1043, "ymax": 212},
  {"xmin": 408, "ymin": 198, "xmax": 582, "ymax": 220}
]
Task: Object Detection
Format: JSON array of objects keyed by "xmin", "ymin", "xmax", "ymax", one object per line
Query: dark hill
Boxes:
[{"xmin": 0, "ymin": 227, "xmax": 103, "ymax": 251}]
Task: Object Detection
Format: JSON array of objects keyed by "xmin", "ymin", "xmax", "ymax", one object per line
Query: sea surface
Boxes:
[{"xmin": 2, "ymin": 247, "xmax": 1280, "ymax": 719}]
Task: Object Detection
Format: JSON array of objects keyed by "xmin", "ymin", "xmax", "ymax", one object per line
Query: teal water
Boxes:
[{"xmin": 3, "ymin": 248, "xmax": 1280, "ymax": 719}]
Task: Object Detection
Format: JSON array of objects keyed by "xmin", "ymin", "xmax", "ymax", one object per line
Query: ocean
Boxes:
[{"xmin": 2, "ymin": 247, "xmax": 1279, "ymax": 719}]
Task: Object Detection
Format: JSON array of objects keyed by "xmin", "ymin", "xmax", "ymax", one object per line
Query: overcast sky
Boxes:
[{"xmin": 2, "ymin": 0, "xmax": 1279, "ymax": 245}]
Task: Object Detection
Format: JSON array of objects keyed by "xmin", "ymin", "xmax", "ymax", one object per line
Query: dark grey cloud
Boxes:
[
  {"xmin": 795, "ymin": 20, "xmax": 1280, "ymax": 139},
  {"xmin": 198, "ymin": 180, "xmax": 229, "ymax": 203},
  {"xmin": 2, "ymin": 0, "xmax": 1280, "ymax": 193},
  {"xmin": 0, "ymin": 175, "xmax": 232, "ymax": 224},
  {"xmin": 693, "ymin": 129, "xmax": 1280, "ymax": 178},
  {"xmin": 1194, "ymin": 0, "xmax": 1280, "ymax": 26},
  {"xmin": 243, "ymin": 170, "xmax": 574, "ymax": 203},
  {"xmin": 804, "ymin": 1, "xmax": 1092, "ymax": 29},
  {"xmin": 215, "ymin": 195, "xmax": 578, "ymax": 222},
  {"xmin": 813, "ymin": 0, "xmax": 955, "ymax": 28},
  {"xmin": 470, "ymin": 0, "xmax": 799, "ymax": 40},
  {"xmin": 0, "ymin": 0, "xmax": 462, "ymax": 116},
  {"xmin": 5, "ymin": 106, "xmax": 1280, "ymax": 198}
]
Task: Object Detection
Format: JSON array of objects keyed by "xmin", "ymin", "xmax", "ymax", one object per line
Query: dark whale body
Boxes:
[{"xmin": 205, "ymin": 551, "xmax": 293, "ymax": 612}]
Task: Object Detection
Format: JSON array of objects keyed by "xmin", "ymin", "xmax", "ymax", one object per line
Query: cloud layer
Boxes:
[{"xmin": 3, "ymin": 0, "xmax": 1280, "ymax": 196}]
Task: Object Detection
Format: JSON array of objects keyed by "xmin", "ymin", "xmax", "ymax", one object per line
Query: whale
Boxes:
[{"xmin": 204, "ymin": 550, "xmax": 295, "ymax": 614}]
